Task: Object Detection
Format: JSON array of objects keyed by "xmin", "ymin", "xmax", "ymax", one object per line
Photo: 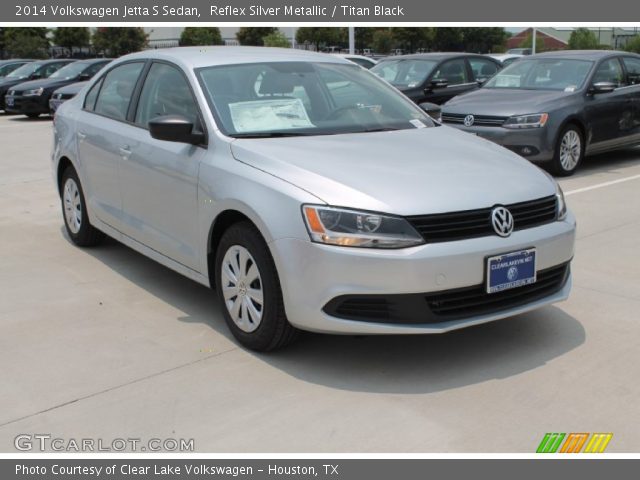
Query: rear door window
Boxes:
[{"xmin": 93, "ymin": 62, "xmax": 144, "ymax": 121}]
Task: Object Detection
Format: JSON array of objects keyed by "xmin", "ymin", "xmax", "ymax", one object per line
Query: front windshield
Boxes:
[
  {"xmin": 485, "ymin": 58, "xmax": 593, "ymax": 91},
  {"xmin": 370, "ymin": 59, "xmax": 438, "ymax": 87},
  {"xmin": 197, "ymin": 61, "xmax": 434, "ymax": 137},
  {"xmin": 6, "ymin": 62, "xmax": 40, "ymax": 79},
  {"xmin": 49, "ymin": 62, "xmax": 86, "ymax": 80}
]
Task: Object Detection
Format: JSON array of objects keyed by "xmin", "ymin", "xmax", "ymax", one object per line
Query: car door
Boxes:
[
  {"xmin": 621, "ymin": 56, "xmax": 640, "ymax": 143},
  {"xmin": 426, "ymin": 58, "xmax": 476, "ymax": 104},
  {"xmin": 584, "ymin": 57, "xmax": 634, "ymax": 149},
  {"xmin": 116, "ymin": 61, "xmax": 206, "ymax": 271},
  {"xmin": 75, "ymin": 61, "xmax": 146, "ymax": 229}
]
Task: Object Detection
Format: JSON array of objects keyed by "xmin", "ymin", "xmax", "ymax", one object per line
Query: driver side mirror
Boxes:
[
  {"xmin": 589, "ymin": 82, "xmax": 616, "ymax": 94},
  {"xmin": 428, "ymin": 78, "xmax": 448, "ymax": 90},
  {"xmin": 149, "ymin": 115, "xmax": 206, "ymax": 145}
]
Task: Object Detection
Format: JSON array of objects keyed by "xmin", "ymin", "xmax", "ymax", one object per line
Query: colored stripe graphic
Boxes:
[
  {"xmin": 560, "ymin": 433, "xmax": 589, "ymax": 453},
  {"xmin": 584, "ymin": 433, "xmax": 613, "ymax": 453},
  {"xmin": 536, "ymin": 433, "xmax": 565, "ymax": 453}
]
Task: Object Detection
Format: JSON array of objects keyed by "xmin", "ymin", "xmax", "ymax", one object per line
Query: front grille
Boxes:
[
  {"xmin": 425, "ymin": 263, "xmax": 569, "ymax": 319},
  {"xmin": 406, "ymin": 195, "xmax": 557, "ymax": 243},
  {"xmin": 323, "ymin": 262, "xmax": 570, "ymax": 324},
  {"xmin": 442, "ymin": 113, "xmax": 508, "ymax": 126}
]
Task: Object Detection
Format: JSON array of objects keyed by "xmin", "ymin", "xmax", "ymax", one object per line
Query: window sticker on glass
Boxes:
[
  {"xmin": 495, "ymin": 75, "xmax": 521, "ymax": 87},
  {"xmin": 410, "ymin": 119, "xmax": 427, "ymax": 129},
  {"xmin": 564, "ymin": 85, "xmax": 577, "ymax": 92},
  {"xmin": 229, "ymin": 98, "xmax": 314, "ymax": 133}
]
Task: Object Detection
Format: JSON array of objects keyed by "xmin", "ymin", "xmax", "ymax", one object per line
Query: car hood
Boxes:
[
  {"xmin": 53, "ymin": 81, "xmax": 87, "ymax": 95},
  {"xmin": 0, "ymin": 77, "xmax": 29, "ymax": 90},
  {"xmin": 10, "ymin": 78, "xmax": 75, "ymax": 91},
  {"xmin": 443, "ymin": 88, "xmax": 578, "ymax": 116},
  {"xmin": 230, "ymin": 126, "xmax": 556, "ymax": 216}
]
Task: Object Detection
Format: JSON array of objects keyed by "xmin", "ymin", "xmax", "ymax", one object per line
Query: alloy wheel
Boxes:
[
  {"xmin": 559, "ymin": 130, "xmax": 581, "ymax": 172},
  {"xmin": 63, "ymin": 178, "xmax": 82, "ymax": 234}
]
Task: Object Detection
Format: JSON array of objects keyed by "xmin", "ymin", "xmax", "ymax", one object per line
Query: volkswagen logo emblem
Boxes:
[
  {"xmin": 491, "ymin": 206, "xmax": 514, "ymax": 237},
  {"xmin": 463, "ymin": 114, "xmax": 475, "ymax": 127},
  {"xmin": 507, "ymin": 266, "xmax": 519, "ymax": 281}
]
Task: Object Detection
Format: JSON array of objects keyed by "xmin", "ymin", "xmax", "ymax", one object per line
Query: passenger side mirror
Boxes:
[
  {"xmin": 589, "ymin": 82, "xmax": 616, "ymax": 94},
  {"xmin": 149, "ymin": 115, "xmax": 205, "ymax": 145},
  {"xmin": 418, "ymin": 102, "xmax": 442, "ymax": 122}
]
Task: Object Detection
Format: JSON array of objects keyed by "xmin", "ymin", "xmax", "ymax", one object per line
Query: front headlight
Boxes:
[
  {"xmin": 556, "ymin": 183, "xmax": 567, "ymax": 220},
  {"xmin": 24, "ymin": 87, "xmax": 44, "ymax": 96},
  {"xmin": 302, "ymin": 205, "xmax": 425, "ymax": 249},
  {"xmin": 503, "ymin": 113, "xmax": 548, "ymax": 129}
]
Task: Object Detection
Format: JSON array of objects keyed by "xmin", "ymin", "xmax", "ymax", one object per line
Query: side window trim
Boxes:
[
  {"xmin": 131, "ymin": 59, "xmax": 208, "ymax": 147},
  {"xmin": 80, "ymin": 59, "xmax": 148, "ymax": 124}
]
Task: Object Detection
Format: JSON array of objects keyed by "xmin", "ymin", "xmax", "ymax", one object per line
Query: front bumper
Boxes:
[
  {"xmin": 270, "ymin": 212, "xmax": 575, "ymax": 334},
  {"xmin": 4, "ymin": 94, "xmax": 50, "ymax": 115},
  {"xmin": 446, "ymin": 123, "xmax": 555, "ymax": 162}
]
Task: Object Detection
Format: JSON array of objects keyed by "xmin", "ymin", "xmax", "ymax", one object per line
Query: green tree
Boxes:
[
  {"xmin": 392, "ymin": 28, "xmax": 433, "ymax": 53},
  {"xmin": 460, "ymin": 27, "xmax": 508, "ymax": 53},
  {"xmin": 262, "ymin": 31, "xmax": 291, "ymax": 48},
  {"xmin": 372, "ymin": 29, "xmax": 395, "ymax": 55},
  {"xmin": 236, "ymin": 27, "xmax": 277, "ymax": 46},
  {"xmin": 295, "ymin": 27, "xmax": 344, "ymax": 51},
  {"xmin": 53, "ymin": 28, "xmax": 90, "ymax": 56},
  {"xmin": 179, "ymin": 27, "xmax": 222, "ymax": 46},
  {"xmin": 92, "ymin": 28, "xmax": 148, "ymax": 57},
  {"xmin": 568, "ymin": 28, "xmax": 602, "ymax": 50},
  {"xmin": 624, "ymin": 35, "xmax": 640, "ymax": 53},
  {"xmin": 432, "ymin": 28, "xmax": 463, "ymax": 51},
  {"xmin": 3, "ymin": 28, "xmax": 49, "ymax": 58}
]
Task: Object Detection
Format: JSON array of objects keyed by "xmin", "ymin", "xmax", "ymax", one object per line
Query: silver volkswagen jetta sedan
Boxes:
[{"xmin": 52, "ymin": 47, "xmax": 576, "ymax": 351}]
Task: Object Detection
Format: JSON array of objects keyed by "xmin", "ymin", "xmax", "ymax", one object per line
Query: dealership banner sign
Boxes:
[{"xmin": 4, "ymin": 0, "xmax": 639, "ymax": 22}]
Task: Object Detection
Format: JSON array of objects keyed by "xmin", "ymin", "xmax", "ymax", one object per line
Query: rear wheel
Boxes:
[
  {"xmin": 550, "ymin": 125, "xmax": 583, "ymax": 176},
  {"xmin": 215, "ymin": 222, "xmax": 298, "ymax": 351},
  {"xmin": 60, "ymin": 167, "xmax": 104, "ymax": 247}
]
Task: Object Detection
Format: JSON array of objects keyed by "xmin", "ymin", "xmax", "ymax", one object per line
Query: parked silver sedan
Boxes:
[{"xmin": 52, "ymin": 47, "xmax": 576, "ymax": 351}]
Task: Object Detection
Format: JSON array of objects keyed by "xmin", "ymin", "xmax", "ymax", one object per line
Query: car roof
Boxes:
[
  {"xmin": 533, "ymin": 50, "xmax": 639, "ymax": 60},
  {"xmin": 32, "ymin": 59, "xmax": 76, "ymax": 65},
  {"xmin": 0, "ymin": 59, "xmax": 33, "ymax": 64},
  {"xmin": 75, "ymin": 58, "xmax": 113, "ymax": 64},
  {"xmin": 116, "ymin": 47, "xmax": 351, "ymax": 70},
  {"xmin": 378, "ymin": 53, "xmax": 491, "ymax": 62}
]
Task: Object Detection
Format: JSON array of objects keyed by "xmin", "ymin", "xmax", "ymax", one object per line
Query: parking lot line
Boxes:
[{"xmin": 565, "ymin": 173, "xmax": 640, "ymax": 196}]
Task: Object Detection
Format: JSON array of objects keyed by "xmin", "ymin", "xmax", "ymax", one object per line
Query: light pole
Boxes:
[{"xmin": 349, "ymin": 26, "xmax": 355, "ymax": 54}]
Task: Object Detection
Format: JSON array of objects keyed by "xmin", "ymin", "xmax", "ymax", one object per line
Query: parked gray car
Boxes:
[
  {"xmin": 49, "ymin": 81, "xmax": 87, "ymax": 114},
  {"xmin": 52, "ymin": 47, "xmax": 575, "ymax": 351},
  {"xmin": 442, "ymin": 50, "xmax": 640, "ymax": 175}
]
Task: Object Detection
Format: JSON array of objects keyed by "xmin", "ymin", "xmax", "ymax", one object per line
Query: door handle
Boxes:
[{"xmin": 118, "ymin": 145, "xmax": 132, "ymax": 159}]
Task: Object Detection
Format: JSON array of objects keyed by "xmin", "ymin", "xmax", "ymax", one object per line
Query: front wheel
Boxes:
[
  {"xmin": 550, "ymin": 125, "xmax": 584, "ymax": 176},
  {"xmin": 215, "ymin": 222, "xmax": 298, "ymax": 351},
  {"xmin": 60, "ymin": 167, "xmax": 104, "ymax": 246}
]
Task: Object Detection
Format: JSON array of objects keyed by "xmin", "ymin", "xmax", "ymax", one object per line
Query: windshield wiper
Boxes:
[
  {"xmin": 230, "ymin": 132, "xmax": 317, "ymax": 138},
  {"xmin": 361, "ymin": 127, "xmax": 402, "ymax": 133}
]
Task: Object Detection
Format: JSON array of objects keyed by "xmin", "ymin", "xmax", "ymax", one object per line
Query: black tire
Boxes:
[
  {"xmin": 550, "ymin": 124, "xmax": 584, "ymax": 176},
  {"xmin": 60, "ymin": 166, "xmax": 104, "ymax": 247},
  {"xmin": 215, "ymin": 221, "xmax": 298, "ymax": 351},
  {"xmin": 26, "ymin": 113, "xmax": 40, "ymax": 119}
]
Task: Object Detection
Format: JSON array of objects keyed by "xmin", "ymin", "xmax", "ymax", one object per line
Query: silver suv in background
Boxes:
[{"xmin": 52, "ymin": 47, "xmax": 575, "ymax": 351}]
